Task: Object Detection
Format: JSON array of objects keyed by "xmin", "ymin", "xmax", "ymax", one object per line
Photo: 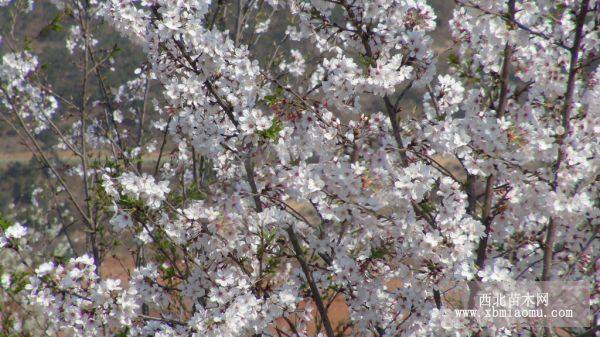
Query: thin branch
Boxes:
[
  {"xmin": 455, "ymin": 0, "xmax": 570, "ymax": 50},
  {"xmin": 154, "ymin": 115, "xmax": 172, "ymax": 177},
  {"xmin": 0, "ymin": 88, "xmax": 94, "ymax": 228},
  {"xmin": 286, "ymin": 226, "xmax": 335, "ymax": 337},
  {"xmin": 542, "ymin": 0, "xmax": 590, "ymax": 282}
]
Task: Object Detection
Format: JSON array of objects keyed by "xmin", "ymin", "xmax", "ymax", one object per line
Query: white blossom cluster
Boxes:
[
  {"xmin": 118, "ymin": 172, "xmax": 170, "ymax": 209},
  {"xmin": 0, "ymin": 0, "xmax": 598, "ymax": 337},
  {"xmin": 0, "ymin": 52, "xmax": 58, "ymax": 134}
]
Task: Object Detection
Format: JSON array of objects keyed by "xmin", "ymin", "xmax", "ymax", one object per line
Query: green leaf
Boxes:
[
  {"xmin": 118, "ymin": 195, "xmax": 144, "ymax": 210},
  {"xmin": 9, "ymin": 271, "xmax": 30, "ymax": 295},
  {"xmin": 162, "ymin": 266, "xmax": 176, "ymax": 279},
  {"xmin": 109, "ymin": 44, "xmax": 123, "ymax": 57},
  {"xmin": 263, "ymin": 86, "xmax": 285, "ymax": 106},
  {"xmin": 259, "ymin": 118, "xmax": 284, "ymax": 141},
  {"xmin": 50, "ymin": 23, "xmax": 64, "ymax": 32},
  {"xmin": 187, "ymin": 183, "xmax": 206, "ymax": 201},
  {"xmin": 39, "ymin": 12, "xmax": 65, "ymax": 37},
  {"xmin": 447, "ymin": 53, "xmax": 460, "ymax": 66},
  {"xmin": 358, "ymin": 54, "xmax": 375, "ymax": 68},
  {"xmin": 0, "ymin": 214, "xmax": 12, "ymax": 231},
  {"xmin": 420, "ymin": 201, "xmax": 437, "ymax": 213},
  {"xmin": 370, "ymin": 246, "xmax": 388, "ymax": 259}
]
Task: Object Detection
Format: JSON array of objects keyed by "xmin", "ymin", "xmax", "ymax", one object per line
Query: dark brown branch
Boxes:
[
  {"xmin": 286, "ymin": 226, "xmax": 335, "ymax": 337},
  {"xmin": 496, "ymin": 0, "xmax": 515, "ymax": 119},
  {"xmin": 154, "ymin": 115, "xmax": 172, "ymax": 177},
  {"xmin": 542, "ymin": 0, "xmax": 590, "ymax": 282}
]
